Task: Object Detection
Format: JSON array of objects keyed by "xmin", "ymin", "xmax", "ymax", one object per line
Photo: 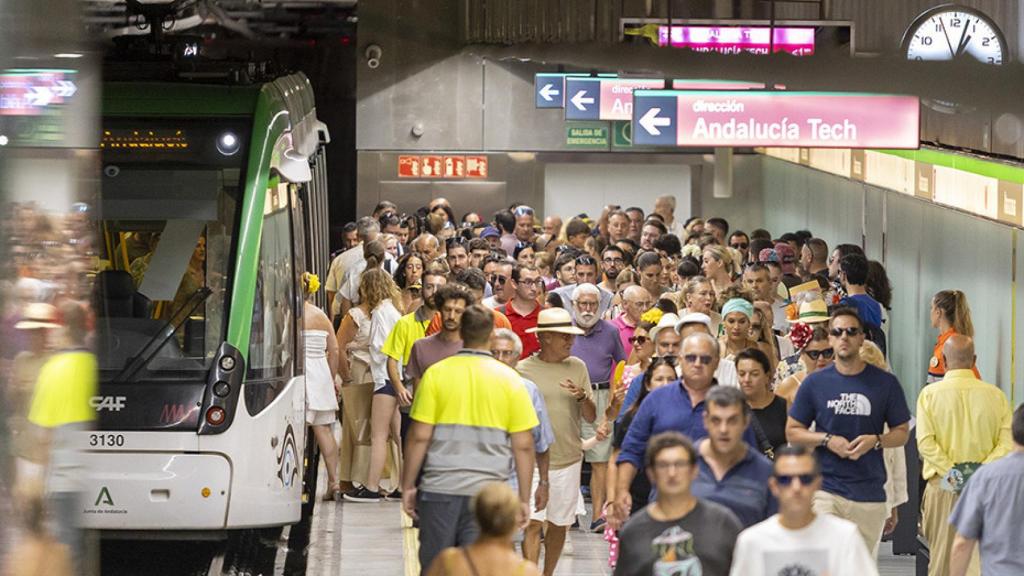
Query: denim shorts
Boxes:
[{"xmin": 374, "ymin": 379, "xmax": 397, "ymax": 396}]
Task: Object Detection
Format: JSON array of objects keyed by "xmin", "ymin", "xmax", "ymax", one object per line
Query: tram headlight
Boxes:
[
  {"xmin": 213, "ymin": 381, "xmax": 231, "ymax": 398},
  {"xmin": 216, "ymin": 131, "xmax": 240, "ymax": 156},
  {"xmin": 205, "ymin": 406, "xmax": 226, "ymax": 426}
]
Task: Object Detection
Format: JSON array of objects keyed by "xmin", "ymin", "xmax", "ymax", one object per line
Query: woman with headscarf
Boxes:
[{"xmin": 718, "ymin": 298, "xmax": 775, "ymax": 367}]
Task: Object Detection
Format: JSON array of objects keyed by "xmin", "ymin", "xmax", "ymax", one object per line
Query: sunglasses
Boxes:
[
  {"xmin": 774, "ymin": 473, "xmax": 819, "ymax": 486},
  {"xmin": 804, "ymin": 348, "xmax": 835, "ymax": 360},
  {"xmin": 575, "ymin": 255, "xmax": 596, "ymax": 266},
  {"xmin": 684, "ymin": 354, "xmax": 714, "ymax": 366},
  {"xmin": 489, "ymin": 274, "xmax": 508, "ymax": 285},
  {"xmin": 629, "ymin": 335, "xmax": 649, "ymax": 345},
  {"xmin": 730, "ymin": 242, "xmax": 749, "ymax": 249},
  {"xmin": 513, "ymin": 206, "xmax": 535, "ymax": 217},
  {"xmin": 830, "ymin": 327, "xmax": 862, "ymax": 338}
]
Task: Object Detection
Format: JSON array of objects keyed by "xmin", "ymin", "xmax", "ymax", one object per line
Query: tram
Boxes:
[{"xmin": 84, "ymin": 70, "xmax": 330, "ymax": 536}]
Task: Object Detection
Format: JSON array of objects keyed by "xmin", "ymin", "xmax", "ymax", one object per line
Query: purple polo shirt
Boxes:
[
  {"xmin": 571, "ymin": 319, "xmax": 627, "ymax": 385},
  {"xmin": 611, "ymin": 314, "xmax": 637, "ymax": 357}
]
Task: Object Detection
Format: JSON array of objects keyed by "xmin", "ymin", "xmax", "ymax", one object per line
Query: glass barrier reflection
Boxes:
[{"xmin": 1, "ymin": 1, "xmax": 99, "ymax": 574}]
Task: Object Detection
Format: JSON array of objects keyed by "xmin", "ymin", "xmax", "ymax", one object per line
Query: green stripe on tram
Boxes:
[{"xmin": 225, "ymin": 84, "xmax": 290, "ymax": 360}]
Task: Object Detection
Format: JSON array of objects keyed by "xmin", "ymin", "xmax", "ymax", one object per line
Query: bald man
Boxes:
[
  {"xmin": 543, "ymin": 215, "xmax": 563, "ymax": 238},
  {"xmin": 917, "ymin": 335, "xmax": 1014, "ymax": 576},
  {"xmin": 611, "ymin": 286, "xmax": 653, "ymax": 356}
]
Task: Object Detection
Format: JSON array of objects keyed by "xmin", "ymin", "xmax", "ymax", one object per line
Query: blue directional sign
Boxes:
[
  {"xmin": 535, "ymin": 73, "xmax": 567, "ymax": 108},
  {"xmin": 564, "ymin": 78, "xmax": 601, "ymax": 120},
  {"xmin": 631, "ymin": 91, "xmax": 678, "ymax": 146}
]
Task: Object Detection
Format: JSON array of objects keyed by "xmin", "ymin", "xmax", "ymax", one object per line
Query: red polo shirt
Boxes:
[{"xmin": 504, "ymin": 301, "xmax": 540, "ymax": 358}]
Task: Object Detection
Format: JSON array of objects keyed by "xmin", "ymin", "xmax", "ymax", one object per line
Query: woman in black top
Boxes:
[
  {"xmin": 609, "ymin": 357, "xmax": 680, "ymax": 522},
  {"xmin": 736, "ymin": 347, "xmax": 788, "ymax": 455}
]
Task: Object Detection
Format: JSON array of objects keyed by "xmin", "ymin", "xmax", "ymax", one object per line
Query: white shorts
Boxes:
[{"xmin": 529, "ymin": 460, "xmax": 582, "ymax": 527}]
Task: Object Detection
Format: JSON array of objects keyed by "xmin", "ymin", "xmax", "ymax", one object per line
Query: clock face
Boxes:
[{"xmin": 903, "ymin": 6, "xmax": 1007, "ymax": 64}]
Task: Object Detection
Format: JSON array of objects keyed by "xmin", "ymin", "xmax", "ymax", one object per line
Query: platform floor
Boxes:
[{"xmin": 306, "ymin": 471, "xmax": 917, "ymax": 575}]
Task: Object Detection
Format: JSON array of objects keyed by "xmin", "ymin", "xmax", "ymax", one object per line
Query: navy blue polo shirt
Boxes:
[
  {"xmin": 692, "ymin": 443, "xmax": 777, "ymax": 527},
  {"xmin": 616, "ymin": 381, "xmax": 758, "ymax": 470}
]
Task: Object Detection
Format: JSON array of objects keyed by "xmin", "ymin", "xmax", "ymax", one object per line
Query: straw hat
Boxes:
[
  {"xmin": 15, "ymin": 302, "xmax": 60, "ymax": 330},
  {"xmin": 789, "ymin": 299, "xmax": 829, "ymax": 324},
  {"xmin": 526, "ymin": 307, "xmax": 585, "ymax": 335}
]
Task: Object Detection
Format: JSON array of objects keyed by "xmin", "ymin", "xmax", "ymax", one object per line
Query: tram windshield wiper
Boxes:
[{"xmin": 112, "ymin": 286, "xmax": 213, "ymax": 384}]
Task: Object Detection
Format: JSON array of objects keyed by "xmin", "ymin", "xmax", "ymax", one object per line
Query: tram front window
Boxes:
[{"xmin": 95, "ymin": 166, "xmax": 239, "ymax": 379}]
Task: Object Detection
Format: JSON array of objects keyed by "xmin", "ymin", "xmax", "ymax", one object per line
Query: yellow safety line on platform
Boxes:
[{"xmin": 402, "ymin": 509, "xmax": 419, "ymax": 576}]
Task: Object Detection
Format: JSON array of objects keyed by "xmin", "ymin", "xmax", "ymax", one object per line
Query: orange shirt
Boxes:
[
  {"xmin": 424, "ymin": 309, "xmax": 512, "ymax": 336},
  {"xmin": 928, "ymin": 328, "xmax": 980, "ymax": 380}
]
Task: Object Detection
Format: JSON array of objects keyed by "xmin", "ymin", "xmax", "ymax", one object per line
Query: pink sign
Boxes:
[
  {"xmin": 672, "ymin": 79, "xmax": 766, "ymax": 90},
  {"xmin": 658, "ymin": 26, "xmax": 815, "ymax": 56},
  {"xmin": 673, "ymin": 92, "xmax": 919, "ymax": 148},
  {"xmin": 599, "ymin": 78, "xmax": 665, "ymax": 120}
]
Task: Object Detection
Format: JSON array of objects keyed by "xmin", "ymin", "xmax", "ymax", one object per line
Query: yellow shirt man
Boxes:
[{"xmin": 916, "ymin": 369, "xmax": 1013, "ymax": 480}]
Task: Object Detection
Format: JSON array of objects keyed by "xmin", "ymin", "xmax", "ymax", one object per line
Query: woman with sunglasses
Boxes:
[
  {"xmin": 603, "ymin": 357, "xmax": 680, "ymax": 568},
  {"xmin": 513, "ymin": 241, "xmax": 535, "ymax": 267},
  {"xmin": 775, "ymin": 324, "xmax": 833, "ymax": 405},
  {"xmin": 617, "ymin": 319, "xmax": 658, "ymax": 392}
]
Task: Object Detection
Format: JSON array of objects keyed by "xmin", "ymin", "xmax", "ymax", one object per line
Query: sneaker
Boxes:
[
  {"xmin": 343, "ymin": 486, "xmax": 382, "ymax": 503},
  {"xmin": 383, "ymin": 489, "xmax": 402, "ymax": 501},
  {"xmin": 590, "ymin": 518, "xmax": 606, "ymax": 533}
]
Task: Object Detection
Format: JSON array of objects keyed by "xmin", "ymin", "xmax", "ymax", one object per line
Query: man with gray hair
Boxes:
[
  {"xmin": 653, "ymin": 194, "xmax": 685, "ymax": 239},
  {"xmin": 325, "ymin": 215, "xmax": 379, "ymax": 321},
  {"xmin": 569, "ymin": 283, "xmax": 627, "ymax": 531},
  {"xmin": 613, "ymin": 332, "xmax": 758, "ymax": 526},
  {"xmin": 491, "ymin": 328, "xmax": 556, "ymax": 514}
]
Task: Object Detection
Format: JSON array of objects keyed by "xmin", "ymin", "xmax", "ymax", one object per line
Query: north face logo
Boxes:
[{"xmin": 826, "ymin": 393, "xmax": 872, "ymax": 416}]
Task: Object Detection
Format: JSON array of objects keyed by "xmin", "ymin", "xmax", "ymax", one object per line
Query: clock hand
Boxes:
[
  {"xmin": 955, "ymin": 18, "xmax": 972, "ymax": 57},
  {"xmin": 938, "ymin": 17, "xmax": 956, "ymax": 57}
]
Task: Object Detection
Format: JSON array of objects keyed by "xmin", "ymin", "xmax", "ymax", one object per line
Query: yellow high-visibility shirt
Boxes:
[
  {"xmin": 916, "ymin": 369, "xmax": 1013, "ymax": 480},
  {"xmin": 28, "ymin": 350, "xmax": 97, "ymax": 428}
]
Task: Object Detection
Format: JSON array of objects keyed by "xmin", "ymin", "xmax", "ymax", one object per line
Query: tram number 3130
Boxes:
[{"xmin": 89, "ymin": 433, "xmax": 126, "ymax": 447}]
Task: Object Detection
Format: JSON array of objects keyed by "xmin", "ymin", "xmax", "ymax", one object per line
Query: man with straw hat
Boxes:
[{"xmin": 518, "ymin": 307, "xmax": 596, "ymax": 576}]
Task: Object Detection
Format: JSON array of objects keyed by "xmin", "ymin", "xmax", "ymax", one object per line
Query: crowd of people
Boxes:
[
  {"xmin": 1, "ymin": 201, "xmax": 97, "ymax": 574},
  {"xmin": 300, "ymin": 195, "xmax": 1021, "ymax": 576}
]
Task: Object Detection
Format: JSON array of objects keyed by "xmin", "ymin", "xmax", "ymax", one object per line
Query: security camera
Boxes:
[
  {"xmin": 365, "ymin": 44, "xmax": 382, "ymax": 69},
  {"xmin": 104, "ymin": 165, "xmax": 120, "ymax": 178}
]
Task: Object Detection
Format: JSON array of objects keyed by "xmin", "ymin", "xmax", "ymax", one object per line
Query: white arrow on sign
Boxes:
[
  {"xmin": 570, "ymin": 90, "xmax": 595, "ymax": 111},
  {"xmin": 639, "ymin": 107, "xmax": 671, "ymax": 136},
  {"xmin": 53, "ymin": 80, "xmax": 77, "ymax": 98},
  {"xmin": 26, "ymin": 86, "xmax": 53, "ymax": 107},
  {"xmin": 539, "ymin": 83, "xmax": 559, "ymax": 101}
]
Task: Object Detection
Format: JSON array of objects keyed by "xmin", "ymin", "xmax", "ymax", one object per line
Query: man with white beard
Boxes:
[{"xmin": 570, "ymin": 283, "xmax": 627, "ymax": 532}]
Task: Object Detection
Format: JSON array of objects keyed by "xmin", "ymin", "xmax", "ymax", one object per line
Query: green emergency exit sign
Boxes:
[{"xmin": 566, "ymin": 122, "xmax": 609, "ymax": 150}]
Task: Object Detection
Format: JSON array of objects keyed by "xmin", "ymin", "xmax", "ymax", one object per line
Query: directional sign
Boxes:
[
  {"xmin": 599, "ymin": 78, "xmax": 665, "ymax": 120},
  {"xmin": 535, "ymin": 73, "xmax": 567, "ymax": 109},
  {"xmin": 632, "ymin": 90, "xmax": 920, "ymax": 149},
  {"xmin": 631, "ymin": 93, "xmax": 678, "ymax": 146},
  {"xmin": 564, "ymin": 78, "xmax": 600, "ymax": 120},
  {"xmin": 0, "ymin": 70, "xmax": 78, "ymax": 116},
  {"xmin": 534, "ymin": 73, "xmax": 592, "ymax": 109}
]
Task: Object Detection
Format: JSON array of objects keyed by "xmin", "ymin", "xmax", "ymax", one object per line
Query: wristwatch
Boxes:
[
  {"xmin": 873, "ymin": 434, "xmax": 883, "ymax": 451},
  {"xmin": 821, "ymin": 433, "xmax": 833, "ymax": 448}
]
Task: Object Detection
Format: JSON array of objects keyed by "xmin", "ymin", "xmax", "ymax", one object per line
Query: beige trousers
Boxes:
[
  {"xmin": 921, "ymin": 477, "xmax": 980, "ymax": 576},
  {"xmin": 338, "ymin": 359, "xmax": 374, "ymax": 485},
  {"xmin": 813, "ymin": 490, "xmax": 888, "ymax": 558}
]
